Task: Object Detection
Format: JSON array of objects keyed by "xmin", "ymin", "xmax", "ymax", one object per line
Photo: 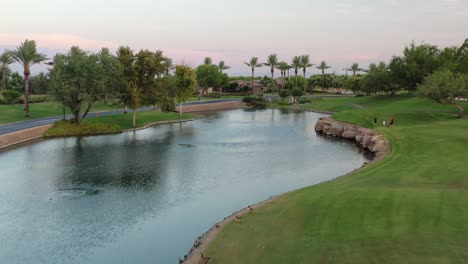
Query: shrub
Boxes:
[
  {"xmin": 206, "ymin": 92, "xmax": 222, "ymax": 98},
  {"xmin": 250, "ymin": 100, "xmax": 267, "ymax": 109},
  {"xmin": 244, "ymin": 96, "xmax": 267, "ymax": 109},
  {"xmin": 299, "ymin": 98, "xmax": 312, "ymax": 104},
  {"xmin": 18, "ymin": 94, "xmax": 49, "ymax": 104},
  {"xmin": 1, "ymin": 90, "xmax": 22, "ymax": 104},
  {"xmin": 290, "ymin": 87, "xmax": 303, "ymax": 104},
  {"xmin": 242, "ymin": 96, "xmax": 255, "ymax": 103},
  {"xmin": 278, "ymin": 89, "xmax": 291, "ymax": 99}
]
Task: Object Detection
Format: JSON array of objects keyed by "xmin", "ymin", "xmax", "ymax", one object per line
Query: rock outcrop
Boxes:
[{"xmin": 315, "ymin": 117, "xmax": 389, "ymax": 160}]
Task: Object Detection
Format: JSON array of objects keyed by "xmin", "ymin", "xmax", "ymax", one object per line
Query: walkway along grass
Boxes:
[{"xmin": 201, "ymin": 95, "xmax": 468, "ymax": 263}]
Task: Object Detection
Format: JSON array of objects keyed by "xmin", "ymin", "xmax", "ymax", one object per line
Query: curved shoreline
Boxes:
[{"xmin": 183, "ymin": 115, "xmax": 390, "ymax": 264}]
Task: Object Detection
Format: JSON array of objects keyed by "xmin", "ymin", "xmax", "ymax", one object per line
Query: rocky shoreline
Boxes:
[{"xmin": 314, "ymin": 117, "xmax": 389, "ymax": 160}]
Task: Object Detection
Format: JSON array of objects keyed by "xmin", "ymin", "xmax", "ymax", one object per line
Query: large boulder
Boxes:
[
  {"xmin": 329, "ymin": 122, "xmax": 344, "ymax": 136},
  {"xmin": 362, "ymin": 135, "xmax": 372, "ymax": 148},
  {"xmin": 342, "ymin": 130, "xmax": 358, "ymax": 139}
]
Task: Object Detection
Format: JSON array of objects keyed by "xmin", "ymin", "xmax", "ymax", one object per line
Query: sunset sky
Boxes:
[{"xmin": 1, "ymin": 0, "xmax": 467, "ymax": 76}]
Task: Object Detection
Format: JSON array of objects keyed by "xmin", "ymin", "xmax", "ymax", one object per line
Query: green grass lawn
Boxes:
[
  {"xmin": 0, "ymin": 101, "xmax": 122, "ymax": 125},
  {"xmin": 0, "ymin": 96, "xmax": 241, "ymax": 125},
  {"xmin": 206, "ymin": 95, "xmax": 468, "ymax": 263},
  {"xmin": 87, "ymin": 110, "xmax": 193, "ymax": 130},
  {"xmin": 44, "ymin": 111, "xmax": 193, "ymax": 137}
]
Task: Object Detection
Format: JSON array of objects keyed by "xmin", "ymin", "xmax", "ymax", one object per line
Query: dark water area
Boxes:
[{"xmin": 0, "ymin": 109, "xmax": 370, "ymax": 264}]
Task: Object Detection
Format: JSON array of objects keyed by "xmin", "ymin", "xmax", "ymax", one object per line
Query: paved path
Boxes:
[{"xmin": 0, "ymin": 99, "xmax": 241, "ymax": 135}]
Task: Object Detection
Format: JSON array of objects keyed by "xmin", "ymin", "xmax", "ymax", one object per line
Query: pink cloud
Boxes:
[{"xmin": 0, "ymin": 34, "xmax": 118, "ymax": 51}]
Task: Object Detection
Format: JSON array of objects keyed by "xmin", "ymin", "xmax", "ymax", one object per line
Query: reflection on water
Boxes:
[{"xmin": 0, "ymin": 109, "xmax": 370, "ymax": 264}]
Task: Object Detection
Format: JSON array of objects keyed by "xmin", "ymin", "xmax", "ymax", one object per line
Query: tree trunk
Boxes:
[
  {"xmin": 82, "ymin": 101, "xmax": 94, "ymax": 120},
  {"xmin": 24, "ymin": 74, "xmax": 30, "ymax": 117},
  {"xmin": 2, "ymin": 68, "xmax": 6, "ymax": 91},
  {"xmin": 251, "ymin": 68, "xmax": 254, "ymax": 93},
  {"xmin": 74, "ymin": 109, "xmax": 81, "ymax": 124},
  {"xmin": 303, "ymin": 69, "xmax": 307, "ymax": 95},
  {"xmin": 295, "ymin": 69, "xmax": 298, "ymax": 86},
  {"xmin": 271, "ymin": 68, "xmax": 274, "ymax": 94},
  {"xmin": 282, "ymin": 71, "xmax": 285, "ymax": 91},
  {"xmin": 132, "ymin": 109, "xmax": 136, "ymax": 128},
  {"xmin": 179, "ymin": 102, "xmax": 183, "ymax": 116}
]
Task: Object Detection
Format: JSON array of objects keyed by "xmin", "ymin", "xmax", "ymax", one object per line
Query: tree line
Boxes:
[{"xmin": 1, "ymin": 39, "xmax": 466, "ymax": 120}]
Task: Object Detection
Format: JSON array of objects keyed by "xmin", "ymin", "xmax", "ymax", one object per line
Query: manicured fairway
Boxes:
[{"xmin": 205, "ymin": 95, "xmax": 468, "ymax": 263}]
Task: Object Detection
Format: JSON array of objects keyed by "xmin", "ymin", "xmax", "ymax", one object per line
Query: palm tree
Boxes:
[
  {"xmin": 277, "ymin": 62, "xmax": 289, "ymax": 88},
  {"xmin": 0, "ymin": 52, "xmax": 14, "ymax": 91},
  {"xmin": 8, "ymin": 39, "xmax": 47, "ymax": 117},
  {"xmin": 300, "ymin": 55, "xmax": 314, "ymax": 95},
  {"xmin": 286, "ymin": 64, "xmax": 292, "ymax": 79},
  {"xmin": 163, "ymin": 58, "xmax": 174, "ymax": 76},
  {"xmin": 244, "ymin": 57, "xmax": 262, "ymax": 91},
  {"xmin": 350, "ymin": 63, "xmax": 362, "ymax": 76},
  {"xmin": 316, "ymin": 61, "xmax": 331, "ymax": 91},
  {"xmin": 291, "ymin": 56, "xmax": 302, "ymax": 86},
  {"xmin": 204, "ymin": 57, "xmax": 212, "ymax": 65},
  {"xmin": 264, "ymin": 54, "xmax": 279, "ymax": 93},
  {"xmin": 218, "ymin": 61, "xmax": 230, "ymax": 73}
]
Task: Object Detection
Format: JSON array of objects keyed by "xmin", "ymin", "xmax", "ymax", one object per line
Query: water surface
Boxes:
[{"xmin": 0, "ymin": 109, "xmax": 371, "ymax": 264}]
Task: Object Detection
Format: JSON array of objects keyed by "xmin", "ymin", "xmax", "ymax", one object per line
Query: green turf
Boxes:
[
  {"xmin": 0, "ymin": 101, "xmax": 122, "ymax": 125},
  {"xmin": 44, "ymin": 110, "xmax": 193, "ymax": 137},
  {"xmin": 43, "ymin": 120, "xmax": 122, "ymax": 138},
  {"xmin": 86, "ymin": 110, "xmax": 193, "ymax": 130},
  {"xmin": 0, "ymin": 96, "xmax": 241, "ymax": 125},
  {"xmin": 206, "ymin": 95, "xmax": 468, "ymax": 263}
]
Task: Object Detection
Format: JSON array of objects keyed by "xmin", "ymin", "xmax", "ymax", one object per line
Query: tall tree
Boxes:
[
  {"xmin": 196, "ymin": 64, "xmax": 227, "ymax": 96},
  {"xmin": 117, "ymin": 46, "xmax": 143, "ymax": 127},
  {"xmin": 153, "ymin": 50, "xmax": 168, "ymax": 79},
  {"xmin": 277, "ymin": 62, "xmax": 289, "ymax": 89},
  {"xmin": 300, "ymin": 55, "xmax": 314, "ymax": 95},
  {"xmin": 8, "ymin": 39, "xmax": 47, "ymax": 117},
  {"xmin": 49, "ymin": 47, "xmax": 105, "ymax": 124},
  {"xmin": 162, "ymin": 57, "xmax": 174, "ymax": 76},
  {"xmin": 244, "ymin": 57, "xmax": 262, "ymax": 91},
  {"xmin": 174, "ymin": 65, "xmax": 197, "ymax": 116},
  {"xmin": 418, "ymin": 70, "xmax": 468, "ymax": 117},
  {"xmin": 98, "ymin": 48, "xmax": 120, "ymax": 102},
  {"xmin": 291, "ymin": 56, "xmax": 302, "ymax": 86},
  {"xmin": 316, "ymin": 61, "xmax": 331, "ymax": 89},
  {"xmin": 350, "ymin": 63, "xmax": 362, "ymax": 76},
  {"xmin": 218, "ymin": 61, "xmax": 230, "ymax": 73},
  {"xmin": 204, "ymin": 57, "xmax": 212, "ymax": 65},
  {"xmin": 0, "ymin": 52, "xmax": 14, "ymax": 91},
  {"xmin": 264, "ymin": 54, "xmax": 279, "ymax": 93}
]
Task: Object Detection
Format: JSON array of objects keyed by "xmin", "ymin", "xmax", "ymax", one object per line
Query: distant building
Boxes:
[{"xmin": 197, "ymin": 87, "xmax": 213, "ymax": 96}]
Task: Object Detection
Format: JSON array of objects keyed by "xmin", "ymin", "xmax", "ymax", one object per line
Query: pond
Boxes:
[{"xmin": 0, "ymin": 109, "xmax": 371, "ymax": 264}]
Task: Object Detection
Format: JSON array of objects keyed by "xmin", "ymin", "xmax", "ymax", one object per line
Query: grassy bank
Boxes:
[
  {"xmin": 0, "ymin": 96, "xmax": 240, "ymax": 125},
  {"xmin": 205, "ymin": 95, "xmax": 468, "ymax": 263},
  {"xmin": 0, "ymin": 101, "xmax": 122, "ymax": 125},
  {"xmin": 44, "ymin": 111, "xmax": 193, "ymax": 137}
]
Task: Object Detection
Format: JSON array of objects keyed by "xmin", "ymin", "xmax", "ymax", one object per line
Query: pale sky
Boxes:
[{"xmin": 1, "ymin": 0, "xmax": 467, "ymax": 76}]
